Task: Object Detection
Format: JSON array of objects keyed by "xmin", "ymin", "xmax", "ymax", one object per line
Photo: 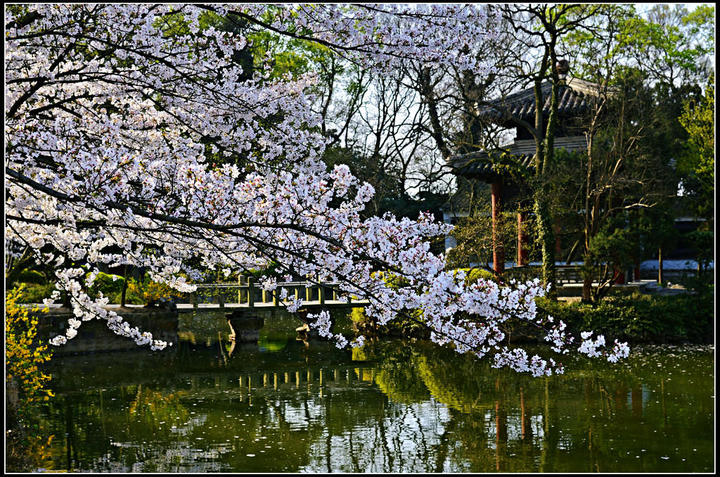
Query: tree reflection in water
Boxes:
[{"xmin": 41, "ymin": 321, "xmax": 713, "ymax": 473}]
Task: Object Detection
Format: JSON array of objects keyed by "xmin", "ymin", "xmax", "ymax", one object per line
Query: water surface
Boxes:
[{"xmin": 41, "ymin": 310, "xmax": 714, "ymax": 472}]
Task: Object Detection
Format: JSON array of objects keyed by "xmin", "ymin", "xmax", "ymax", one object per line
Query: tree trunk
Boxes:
[
  {"xmin": 491, "ymin": 181, "xmax": 505, "ymax": 276},
  {"xmin": 120, "ymin": 264, "xmax": 128, "ymax": 307},
  {"xmin": 517, "ymin": 211, "xmax": 529, "ymax": 266},
  {"xmin": 657, "ymin": 247, "xmax": 663, "ymax": 284},
  {"xmin": 535, "ymin": 195, "xmax": 556, "ymax": 298},
  {"xmin": 582, "ymin": 253, "xmax": 593, "ymax": 302},
  {"xmin": 582, "ymin": 275, "xmax": 593, "ymax": 303}
]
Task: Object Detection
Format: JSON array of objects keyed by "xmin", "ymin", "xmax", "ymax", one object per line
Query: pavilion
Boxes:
[{"xmin": 447, "ymin": 69, "xmax": 605, "ymax": 275}]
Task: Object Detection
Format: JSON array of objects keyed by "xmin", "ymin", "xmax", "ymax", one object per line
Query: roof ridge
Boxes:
[{"xmin": 489, "ymin": 76, "xmax": 604, "ymax": 106}]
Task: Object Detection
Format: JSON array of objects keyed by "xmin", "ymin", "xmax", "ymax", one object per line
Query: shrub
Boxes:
[
  {"xmin": 15, "ymin": 269, "xmax": 47, "ymax": 285},
  {"xmin": 464, "ymin": 267, "xmax": 497, "ymax": 284},
  {"xmin": 88, "ymin": 272, "xmax": 126, "ymax": 302},
  {"xmin": 536, "ymin": 291, "xmax": 713, "ymax": 344},
  {"xmin": 126, "ymin": 276, "xmax": 184, "ymax": 305},
  {"xmin": 13, "ymin": 283, "xmax": 56, "ymax": 304},
  {"xmin": 6, "ymin": 286, "xmax": 55, "ymax": 472},
  {"xmin": 6, "ymin": 286, "xmax": 54, "ymax": 405},
  {"xmin": 351, "ymin": 306, "xmax": 428, "ymax": 339}
]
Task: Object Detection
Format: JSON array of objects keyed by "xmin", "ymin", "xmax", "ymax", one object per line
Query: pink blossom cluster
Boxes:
[{"xmin": 5, "ymin": 4, "xmax": 629, "ymax": 373}]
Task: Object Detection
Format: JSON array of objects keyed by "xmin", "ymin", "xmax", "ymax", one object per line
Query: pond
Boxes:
[{"xmin": 39, "ymin": 310, "xmax": 714, "ymax": 473}]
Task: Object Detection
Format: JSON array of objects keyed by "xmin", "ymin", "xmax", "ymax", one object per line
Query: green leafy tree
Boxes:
[{"xmin": 678, "ymin": 75, "xmax": 714, "ymax": 219}]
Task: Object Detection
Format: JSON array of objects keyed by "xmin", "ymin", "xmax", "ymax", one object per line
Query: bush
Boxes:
[
  {"xmin": 351, "ymin": 307, "xmax": 428, "ymax": 339},
  {"xmin": 88, "ymin": 272, "xmax": 126, "ymax": 302},
  {"xmin": 13, "ymin": 283, "xmax": 56, "ymax": 304},
  {"xmin": 126, "ymin": 276, "xmax": 184, "ymax": 305},
  {"xmin": 536, "ymin": 291, "xmax": 713, "ymax": 344},
  {"xmin": 464, "ymin": 267, "xmax": 497, "ymax": 284},
  {"xmin": 14, "ymin": 269, "xmax": 47, "ymax": 285},
  {"xmin": 6, "ymin": 286, "xmax": 55, "ymax": 472},
  {"xmin": 371, "ymin": 270, "xmax": 410, "ymax": 289}
]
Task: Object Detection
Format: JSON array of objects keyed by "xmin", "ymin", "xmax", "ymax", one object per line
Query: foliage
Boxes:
[
  {"xmin": 16, "ymin": 272, "xmax": 186, "ymax": 306},
  {"xmin": 685, "ymin": 229, "xmax": 714, "ymax": 274},
  {"xmin": 677, "ymin": 75, "xmax": 714, "ymax": 219},
  {"xmin": 14, "ymin": 269, "xmax": 47, "ymax": 285},
  {"xmin": 6, "ymin": 286, "xmax": 55, "ymax": 472},
  {"xmin": 126, "ymin": 276, "xmax": 185, "ymax": 305},
  {"xmin": 536, "ymin": 292, "xmax": 713, "ymax": 344},
  {"xmin": 675, "ymin": 268, "xmax": 715, "ymax": 296},
  {"xmin": 464, "ymin": 267, "xmax": 498, "ymax": 284},
  {"xmin": 351, "ymin": 306, "xmax": 428, "ymax": 339},
  {"xmin": 615, "ymin": 4, "xmax": 715, "ymax": 86},
  {"xmin": 87, "ymin": 272, "xmax": 126, "ymax": 302},
  {"xmin": 585, "ymin": 221, "xmax": 636, "ymax": 271},
  {"xmin": 6, "ymin": 286, "xmax": 54, "ymax": 405},
  {"xmin": 13, "ymin": 283, "xmax": 57, "ymax": 304}
]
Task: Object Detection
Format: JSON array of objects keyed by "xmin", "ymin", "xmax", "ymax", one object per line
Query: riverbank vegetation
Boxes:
[{"xmin": 352, "ymin": 269, "xmax": 714, "ymax": 345}]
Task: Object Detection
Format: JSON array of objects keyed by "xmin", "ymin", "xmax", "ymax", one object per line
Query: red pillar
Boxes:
[
  {"xmin": 517, "ymin": 211, "xmax": 529, "ymax": 266},
  {"xmin": 491, "ymin": 182, "xmax": 505, "ymax": 275},
  {"xmin": 613, "ymin": 265, "xmax": 625, "ymax": 284}
]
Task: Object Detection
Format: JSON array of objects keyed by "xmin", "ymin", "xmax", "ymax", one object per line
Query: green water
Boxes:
[{"xmin": 39, "ymin": 311, "xmax": 714, "ymax": 472}]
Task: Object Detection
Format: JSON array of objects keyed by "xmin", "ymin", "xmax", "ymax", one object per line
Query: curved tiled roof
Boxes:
[
  {"xmin": 450, "ymin": 136, "xmax": 588, "ymax": 182},
  {"xmin": 479, "ymin": 77, "xmax": 604, "ymax": 124},
  {"xmin": 450, "ymin": 150, "xmax": 534, "ymax": 182}
]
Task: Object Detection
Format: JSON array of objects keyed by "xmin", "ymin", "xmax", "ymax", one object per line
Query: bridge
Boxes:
[{"xmin": 179, "ymin": 278, "xmax": 369, "ymax": 313}]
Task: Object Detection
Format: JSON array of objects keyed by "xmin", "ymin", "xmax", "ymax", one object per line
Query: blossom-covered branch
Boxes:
[{"xmin": 5, "ymin": 4, "xmax": 629, "ymax": 373}]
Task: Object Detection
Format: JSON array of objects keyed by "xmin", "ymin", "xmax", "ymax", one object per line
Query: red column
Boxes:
[
  {"xmin": 517, "ymin": 211, "xmax": 529, "ymax": 266},
  {"xmin": 613, "ymin": 265, "xmax": 625, "ymax": 284},
  {"xmin": 491, "ymin": 182, "xmax": 505, "ymax": 275}
]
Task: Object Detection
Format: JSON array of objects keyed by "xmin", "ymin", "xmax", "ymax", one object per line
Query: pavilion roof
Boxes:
[
  {"xmin": 449, "ymin": 136, "xmax": 588, "ymax": 182},
  {"xmin": 450, "ymin": 149, "xmax": 535, "ymax": 183},
  {"xmin": 479, "ymin": 77, "xmax": 605, "ymax": 124}
]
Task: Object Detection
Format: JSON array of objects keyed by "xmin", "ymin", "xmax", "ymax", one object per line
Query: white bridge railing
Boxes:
[{"xmin": 187, "ymin": 279, "xmax": 362, "ymax": 309}]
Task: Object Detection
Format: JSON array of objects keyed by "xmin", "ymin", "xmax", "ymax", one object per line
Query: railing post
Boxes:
[
  {"xmin": 273, "ymin": 288, "xmax": 279, "ymax": 307},
  {"xmin": 218, "ymin": 287, "xmax": 225, "ymax": 308},
  {"xmin": 247, "ymin": 277, "xmax": 254, "ymax": 308},
  {"xmin": 191, "ymin": 290, "xmax": 198, "ymax": 309},
  {"xmin": 319, "ymin": 284, "xmax": 325, "ymax": 305},
  {"xmin": 305, "ymin": 285, "xmax": 311, "ymax": 302},
  {"xmin": 238, "ymin": 276, "xmax": 244, "ymax": 304}
]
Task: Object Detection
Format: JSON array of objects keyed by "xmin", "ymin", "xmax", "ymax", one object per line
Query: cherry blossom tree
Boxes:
[{"xmin": 5, "ymin": 4, "xmax": 628, "ymax": 375}]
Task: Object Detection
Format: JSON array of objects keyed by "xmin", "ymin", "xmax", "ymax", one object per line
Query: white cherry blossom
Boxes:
[{"xmin": 5, "ymin": 4, "xmax": 629, "ymax": 372}]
